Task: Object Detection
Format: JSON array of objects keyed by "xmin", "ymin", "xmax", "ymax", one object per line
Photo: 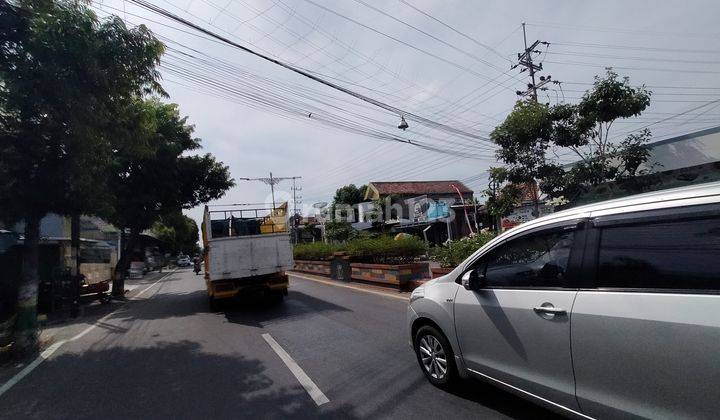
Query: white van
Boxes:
[{"xmin": 408, "ymin": 181, "xmax": 720, "ymax": 419}]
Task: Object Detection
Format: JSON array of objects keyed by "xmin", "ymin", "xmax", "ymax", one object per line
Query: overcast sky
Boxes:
[{"xmin": 92, "ymin": 0, "xmax": 720, "ymax": 227}]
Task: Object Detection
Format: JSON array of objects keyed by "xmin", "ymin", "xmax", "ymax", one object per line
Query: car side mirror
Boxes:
[{"xmin": 460, "ymin": 269, "xmax": 485, "ymax": 291}]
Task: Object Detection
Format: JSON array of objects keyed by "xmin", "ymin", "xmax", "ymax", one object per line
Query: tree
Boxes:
[
  {"xmin": 491, "ymin": 70, "xmax": 653, "ymax": 205},
  {"xmin": 490, "ymin": 100, "xmax": 551, "ymax": 216},
  {"xmin": 107, "ymin": 99, "xmax": 234, "ymax": 296},
  {"xmin": 152, "ymin": 212, "xmax": 200, "ymax": 256},
  {"xmin": 330, "ymin": 184, "xmax": 367, "ymax": 222},
  {"xmin": 0, "ymin": 1, "xmax": 164, "ymax": 352},
  {"xmin": 483, "ymin": 168, "xmax": 522, "ymax": 232}
]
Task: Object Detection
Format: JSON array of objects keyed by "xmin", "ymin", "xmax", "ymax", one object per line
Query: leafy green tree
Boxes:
[
  {"xmin": 490, "ymin": 100, "xmax": 550, "ymax": 215},
  {"xmin": 151, "ymin": 211, "xmax": 200, "ymax": 256},
  {"xmin": 107, "ymin": 99, "xmax": 234, "ymax": 296},
  {"xmin": 0, "ymin": 1, "xmax": 164, "ymax": 352},
  {"xmin": 491, "ymin": 70, "xmax": 653, "ymax": 205},
  {"xmin": 330, "ymin": 184, "xmax": 367, "ymax": 221}
]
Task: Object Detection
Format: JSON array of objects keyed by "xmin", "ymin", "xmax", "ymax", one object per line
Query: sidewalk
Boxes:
[{"xmin": 0, "ymin": 269, "xmax": 175, "ymax": 378}]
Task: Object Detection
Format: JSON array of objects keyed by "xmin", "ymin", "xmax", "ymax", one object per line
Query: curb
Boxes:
[{"xmin": 288, "ymin": 271, "xmax": 410, "ymax": 301}]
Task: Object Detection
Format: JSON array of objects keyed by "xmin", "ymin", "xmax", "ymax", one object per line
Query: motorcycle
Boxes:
[{"xmin": 193, "ymin": 260, "xmax": 202, "ymax": 275}]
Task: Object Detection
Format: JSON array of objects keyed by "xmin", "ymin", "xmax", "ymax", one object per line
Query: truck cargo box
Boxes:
[
  {"xmin": 202, "ymin": 203, "xmax": 293, "ymax": 292},
  {"xmin": 206, "ymin": 232, "xmax": 292, "ymax": 280}
]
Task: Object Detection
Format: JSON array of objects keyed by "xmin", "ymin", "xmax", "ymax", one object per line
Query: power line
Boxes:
[
  {"xmin": 525, "ymin": 21, "xmax": 720, "ymax": 40},
  {"xmin": 397, "ymin": 0, "xmax": 511, "ymax": 63},
  {"xmin": 159, "ymin": 53, "xmax": 493, "ymax": 159},
  {"xmin": 271, "ymin": 0, "xmax": 512, "ymax": 120},
  {"xmin": 350, "ymin": 0, "xmax": 516, "ymax": 78},
  {"xmin": 161, "ymin": 44, "xmax": 497, "ymax": 153},
  {"xmin": 545, "ymin": 50, "xmax": 720, "ymax": 65},
  {"xmin": 544, "ymin": 59, "xmax": 720, "ymax": 75},
  {"xmin": 552, "ymin": 41, "xmax": 720, "ymax": 55},
  {"xmin": 97, "ymin": 1, "xmax": 512, "ymax": 142},
  {"xmin": 127, "ymin": 0, "xmax": 494, "ymax": 145},
  {"xmin": 564, "ymin": 81, "xmax": 720, "ymax": 90},
  {"xmin": 297, "ymin": 0, "xmax": 515, "ymax": 90},
  {"xmin": 612, "ymin": 98, "xmax": 720, "ymax": 140}
]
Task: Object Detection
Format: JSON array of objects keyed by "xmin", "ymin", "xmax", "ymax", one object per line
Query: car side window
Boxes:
[
  {"xmin": 597, "ymin": 216, "xmax": 720, "ymax": 291},
  {"xmin": 481, "ymin": 229, "xmax": 575, "ymax": 288}
]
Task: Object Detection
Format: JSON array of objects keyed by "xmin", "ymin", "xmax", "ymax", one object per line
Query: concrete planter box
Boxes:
[
  {"xmin": 350, "ymin": 262, "xmax": 430, "ymax": 291},
  {"xmin": 294, "ymin": 260, "xmax": 331, "ymax": 276},
  {"xmin": 430, "ymin": 267, "xmax": 453, "ymax": 278},
  {"xmin": 293, "ymin": 259, "xmax": 431, "ymax": 291}
]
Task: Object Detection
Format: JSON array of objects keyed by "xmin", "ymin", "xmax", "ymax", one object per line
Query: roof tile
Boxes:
[{"xmin": 369, "ymin": 181, "xmax": 472, "ymax": 195}]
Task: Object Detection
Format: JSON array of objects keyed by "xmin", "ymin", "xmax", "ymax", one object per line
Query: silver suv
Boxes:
[{"xmin": 408, "ymin": 182, "xmax": 720, "ymax": 419}]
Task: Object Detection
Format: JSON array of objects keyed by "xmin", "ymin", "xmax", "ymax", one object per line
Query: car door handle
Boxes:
[{"xmin": 533, "ymin": 306, "xmax": 567, "ymax": 315}]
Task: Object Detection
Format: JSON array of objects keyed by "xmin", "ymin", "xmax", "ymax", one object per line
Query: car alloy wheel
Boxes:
[
  {"xmin": 419, "ymin": 334, "xmax": 448, "ymax": 380},
  {"xmin": 414, "ymin": 325, "xmax": 457, "ymax": 388}
]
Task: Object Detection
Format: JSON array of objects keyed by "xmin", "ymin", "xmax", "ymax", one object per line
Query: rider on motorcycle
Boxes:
[{"xmin": 192, "ymin": 254, "xmax": 202, "ymax": 275}]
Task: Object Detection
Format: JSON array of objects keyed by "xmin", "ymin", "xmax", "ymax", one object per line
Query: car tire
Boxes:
[{"xmin": 414, "ymin": 325, "xmax": 458, "ymax": 389}]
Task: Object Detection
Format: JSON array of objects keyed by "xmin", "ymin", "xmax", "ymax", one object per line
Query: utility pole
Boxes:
[
  {"xmin": 238, "ymin": 173, "xmax": 302, "ymax": 241},
  {"xmin": 291, "ymin": 178, "xmax": 303, "ymax": 244},
  {"xmin": 512, "ymin": 23, "xmax": 556, "ymax": 103},
  {"xmin": 487, "ymin": 176, "xmax": 501, "ymax": 233},
  {"xmin": 511, "ymin": 23, "xmax": 560, "ymax": 219},
  {"xmin": 238, "ymin": 173, "xmax": 301, "ymax": 210}
]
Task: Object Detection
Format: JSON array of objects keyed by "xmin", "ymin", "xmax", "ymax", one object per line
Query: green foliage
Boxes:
[
  {"xmin": 332, "ymin": 184, "xmax": 367, "ymax": 205},
  {"xmin": 324, "ymin": 220, "xmax": 357, "ymax": 243},
  {"xmin": 0, "ymin": 1, "xmax": 165, "ymax": 224},
  {"xmin": 293, "ymin": 242, "xmax": 339, "ymax": 261},
  {"xmin": 330, "ymin": 184, "xmax": 367, "ymax": 221},
  {"xmin": 345, "ymin": 235, "xmax": 427, "ymax": 264},
  {"xmin": 429, "ymin": 233, "xmax": 495, "ymax": 268},
  {"xmin": 106, "ymin": 99, "xmax": 234, "ymax": 233},
  {"xmin": 0, "ymin": 1, "xmax": 168, "ymax": 351},
  {"xmin": 151, "ymin": 211, "xmax": 200, "ymax": 255},
  {"xmin": 492, "ymin": 101, "xmax": 553, "ymax": 187},
  {"xmin": 294, "ymin": 234, "xmax": 427, "ymax": 264},
  {"xmin": 483, "ymin": 167, "xmax": 523, "ymax": 219},
  {"xmin": 491, "ymin": 70, "xmax": 654, "ymax": 204}
]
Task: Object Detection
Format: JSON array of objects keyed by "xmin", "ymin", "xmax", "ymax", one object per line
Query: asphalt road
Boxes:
[{"xmin": 0, "ymin": 269, "xmax": 559, "ymax": 419}]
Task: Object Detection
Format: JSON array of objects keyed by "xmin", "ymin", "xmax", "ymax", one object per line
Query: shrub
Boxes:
[
  {"xmin": 345, "ymin": 235, "xmax": 427, "ymax": 264},
  {"xmin": 293, "ymin": 242, "xmax": 339, "ymax": 261},
  {"xmin": 429, "ymin": 233, "xmax": 495, "ymax": 268}
]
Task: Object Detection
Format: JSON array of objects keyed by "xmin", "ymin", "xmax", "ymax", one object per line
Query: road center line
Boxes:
[
  {"xmin": 0, "ymin": 270, "xmax": 175, "ymax": 398},
  {"xmin": 261, "ymin": 333, "xmax": 330, "ymax": 406}
]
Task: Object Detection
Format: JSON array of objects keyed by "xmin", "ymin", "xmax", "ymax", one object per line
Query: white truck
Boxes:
[{"xmin": 201, "ymin": 203, "xmax": 293, "ymax": 307}]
